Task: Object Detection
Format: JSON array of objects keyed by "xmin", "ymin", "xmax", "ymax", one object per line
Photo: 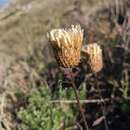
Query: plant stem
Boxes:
[
  {"xmin": 51, "ymin": 98, "xmax": 109, "ymax": 104},
  {"xmin": 71, "ymin": 79, "xmax": 89, "ymax": 130}
]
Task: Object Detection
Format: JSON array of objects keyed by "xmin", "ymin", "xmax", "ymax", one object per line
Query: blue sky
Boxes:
[{"xmin": 0, "ymin": 0, "xmax": 8, "ymax": 6}]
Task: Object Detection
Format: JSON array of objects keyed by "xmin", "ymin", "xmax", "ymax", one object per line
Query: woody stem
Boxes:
[{"xmin": 69, "ymin": 70, "xmax": 89, "ymax": 130}]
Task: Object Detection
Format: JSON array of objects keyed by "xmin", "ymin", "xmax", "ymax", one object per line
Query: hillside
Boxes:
[{"xmin": 0, "ymin": 0, "xmax": 123, "ymax": 65}]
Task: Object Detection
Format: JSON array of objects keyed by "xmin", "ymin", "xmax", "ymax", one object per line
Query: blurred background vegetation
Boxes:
[{"xmin": 0, "ymin": 0, "xmax": 130, "ymax": 130}]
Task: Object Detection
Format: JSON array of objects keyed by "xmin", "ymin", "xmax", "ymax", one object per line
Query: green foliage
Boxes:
[
  {"xmin": 120, "ymin": 70, "xmax": 129, "ymax": 99},
  {"xmin": 17, "ymin": 86, "xmax": 79, "ymax": 130},
  {"xmin": 57, "ymin": 80, "xmax": 86, "ymax": 100}
]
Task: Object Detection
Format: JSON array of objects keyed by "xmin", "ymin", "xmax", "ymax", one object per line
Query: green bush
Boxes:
[{"xmin": 17, "ymin": 86, "xmax": 83, "ymax": 130}]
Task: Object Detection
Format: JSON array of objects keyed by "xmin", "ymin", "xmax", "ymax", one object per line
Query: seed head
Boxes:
[
  {"xmin": 82, "ymin": 43, "xmax": 103, "ymax": 73},
  {"xmin": 47, "ymin": 25, "xmax": 83, "ymax": 68}
]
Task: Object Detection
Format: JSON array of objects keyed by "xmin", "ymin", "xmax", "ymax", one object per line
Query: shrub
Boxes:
[{"xmin": 17, "ymin": 86, "xmax": 82, "ymax": 130}]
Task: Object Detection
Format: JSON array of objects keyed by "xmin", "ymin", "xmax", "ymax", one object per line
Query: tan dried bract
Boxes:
[
  {"xmin": 47, "ymin": 25, "xmax": 83, "ymax": 68},
  {"xmin": 82, "ymin": 43, "xmax": 103, "ymax": 73}
]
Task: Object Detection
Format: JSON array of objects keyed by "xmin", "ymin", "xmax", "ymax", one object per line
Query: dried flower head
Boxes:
[
  {"xmin": 47, "ymin": 25, "xmax": 83, "ymax": 68},
  {"xmin": 82, "ymin": 43, "xmax": 103, "ymax": 73}
]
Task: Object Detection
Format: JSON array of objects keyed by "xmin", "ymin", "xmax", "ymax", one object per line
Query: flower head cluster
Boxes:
[
  {"xmin": 48, "ymin": 25, "xmax": 103, "ymax": 73},
  {"xmin": 82, "ymin": 43, "xmax": 103, "ymax": 73},
  {"xmin": 47, "ymin": 25, "xmax": 83, "ymax": 68}
]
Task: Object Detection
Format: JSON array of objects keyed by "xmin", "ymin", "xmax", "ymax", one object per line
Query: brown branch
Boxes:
[{"xmin": 51, "ymin": 98, "xmax": 110, "ymax": 104}]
